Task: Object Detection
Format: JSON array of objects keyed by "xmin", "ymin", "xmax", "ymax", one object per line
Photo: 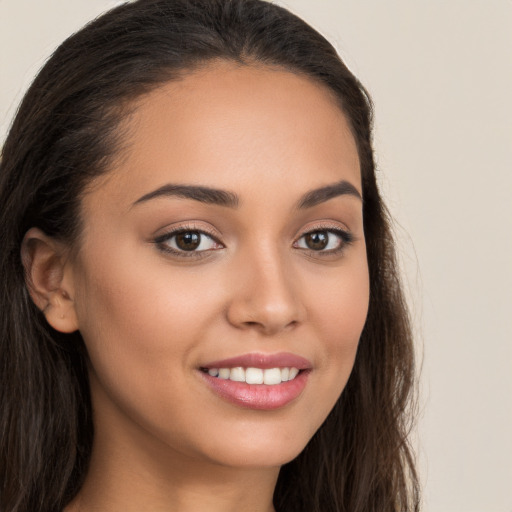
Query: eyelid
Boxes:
[
  {"xmin": 293, "ymin": 222, "xmax": 355, "ymax": 254},
  {"xmin": 153, "ymin": 222, "xmax": 224, "ymax": 257},
  {"xmin": 296, "ymin": 220, "xmax": 354, "ymax": 240}
]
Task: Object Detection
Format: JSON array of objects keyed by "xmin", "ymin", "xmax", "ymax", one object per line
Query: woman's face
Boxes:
[{"xmin": 68, "ymin": 62, "xmax": 369, "ymax": 469}]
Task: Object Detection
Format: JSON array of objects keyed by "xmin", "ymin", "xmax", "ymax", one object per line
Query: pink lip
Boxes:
[
  {"xmin": 200, "ymin": 352, "xmax": 312, "ymax": 370},
  {"xmin": 199, "ymin": 370, "xmax": 310, "ymax": 410},
  {"xmin": 198, "ymin": 352, "xmax": 312, "ymax": 410}
]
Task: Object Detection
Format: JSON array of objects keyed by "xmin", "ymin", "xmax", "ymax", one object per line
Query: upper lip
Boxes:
[{"xmin": 200, "ymin": 352, "xmax": 312, "ymax": 370}]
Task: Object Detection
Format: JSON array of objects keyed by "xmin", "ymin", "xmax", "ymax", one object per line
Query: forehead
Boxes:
[{"xmin": 86, "ymin": 61, "xmax": 361, "ymax": 210}]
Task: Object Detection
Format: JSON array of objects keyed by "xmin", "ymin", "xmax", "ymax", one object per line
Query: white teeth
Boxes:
[
  {"xmin": 206, "ymin": 366, "xmax": 301, "ymax": 385},
  {"xmin": 218, "ymin": 368, "xmax": 230, "ymax": 379},
  {"xmin": 263, "ymin": 367, "xmax": 282, "ymax": 385},
  {"xmin": 289, "ymin": 367, "xmax": 299, "ymax": 380},
  {"xmin": 245, "ymin": 367, "xmax": 264, "ymax": 384},
  {"xmin": 229, "ymin": 367, "xmax": 245, "ymax": 382}
]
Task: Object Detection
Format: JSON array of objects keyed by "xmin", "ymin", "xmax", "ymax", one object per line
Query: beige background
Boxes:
[{"xmin": 1, "ymin": 1, "xmax": 511, "ymax": 511}]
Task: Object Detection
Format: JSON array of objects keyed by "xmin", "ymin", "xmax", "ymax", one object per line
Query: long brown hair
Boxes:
[{"xmin": 0, "ymin": 1, "xmax": 419, "ymax": 510}]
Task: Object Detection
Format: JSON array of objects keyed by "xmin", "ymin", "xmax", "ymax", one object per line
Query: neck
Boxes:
[{"xmin": 67, "ymin": 443, "xmax": 279, "ymax": 512}]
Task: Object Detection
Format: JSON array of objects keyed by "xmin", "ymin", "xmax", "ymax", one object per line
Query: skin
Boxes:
[{"xmin": 24, "ymin": 62, "xmax": 369, "ymax": 512}]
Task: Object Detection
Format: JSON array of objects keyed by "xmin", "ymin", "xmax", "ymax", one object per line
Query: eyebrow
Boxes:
[
  {"xmin": 297, "ymin": 180, "xmax": 362, "ymax": 208},
  {"xmin": 132, "ymin": 184, "xmax": 239, "ymax": 208},
  {"xmin": 132, "ymin": 179, "xmax": 362, "ymax": 209}
]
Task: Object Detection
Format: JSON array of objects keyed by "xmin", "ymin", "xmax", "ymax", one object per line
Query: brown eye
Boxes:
[
  {"xmin": 156, "ymin": 229, "xmax": 221, "ymax": 255},
  {"xmin": 304, "ymin": 231, "xmax": 328, "ymax": 250},
  {"xmin": 295, "ymin": 228, "xmax": 353, "ymax": 254},
  {"xmin": 175, "ymin": 231, "xmax": 201, "ymax": 251}
]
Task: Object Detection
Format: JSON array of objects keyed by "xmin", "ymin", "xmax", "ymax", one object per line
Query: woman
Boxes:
[{"xmin": 0, "ymin": 0, "xmax": 419, "ymax": 511}]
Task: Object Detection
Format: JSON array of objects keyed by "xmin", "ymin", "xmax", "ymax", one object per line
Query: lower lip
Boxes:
[{"xmin": 199, "ymin": 370, "xmax": 310, "ymax": 410}]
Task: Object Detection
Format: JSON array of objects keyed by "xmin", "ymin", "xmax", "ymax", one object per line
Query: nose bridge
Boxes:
[{"xmin": 226, "ymin": 238, "xmax": 304, "ymax": 334}]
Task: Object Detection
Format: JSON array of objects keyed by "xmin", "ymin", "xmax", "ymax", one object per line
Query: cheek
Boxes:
[
  {"xmin": 324, "ymin": 272, "xmax": 369, "ymax": 354},
  {"xmin": 72, "ymin": 248, "xmax": 226, "ymax": 449},
  {"xmin": 75, "ymin": 241, "xmax": 212, "ymax": 339},
  {"xmin": 72, "ymin": 246, "xmax": 216, "ymax": 397},
  {"xmin": 307, "ymin": 254, "xmax": 369, "ymax": 406},
  {"xmin": 314, "ymin": 249, "xmax": 369, "ymax": 342}
]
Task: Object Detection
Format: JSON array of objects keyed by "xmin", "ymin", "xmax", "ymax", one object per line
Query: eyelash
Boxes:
[
  {"xmin": 153, "ymin": 223, "xmax": 354, "ymax": 258},
  {"xmin": 294, "ymin": 225, "xmax": 354, "ymax": 256},
  {"xmin": 154, "ymin": 224, "xmax": 221, "ymax": 259}
]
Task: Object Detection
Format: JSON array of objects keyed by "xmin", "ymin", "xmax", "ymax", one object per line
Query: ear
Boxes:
[{"xmin": 21, "ymin": 227, "xmax": 79, "ymax": 333}]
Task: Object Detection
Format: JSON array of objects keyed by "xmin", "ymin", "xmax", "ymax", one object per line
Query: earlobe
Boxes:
[
  {"xmin": 43, "ymin": 288, "xmax": 80, "ymax": 334},
  {"xmin": 21, "ymin": 227, "xmax": 79, "ymax": 333}
]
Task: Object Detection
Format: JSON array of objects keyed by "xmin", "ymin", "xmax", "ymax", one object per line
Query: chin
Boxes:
[
  {"xmin": 206, "ymin": 442, "xmax": 307, "ymax": 469},
  {"xmin": 187, "ymin": 421, "xmax": 315, "ymax": 469}
]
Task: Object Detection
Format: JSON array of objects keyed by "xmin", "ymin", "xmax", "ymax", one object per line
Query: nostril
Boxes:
[
  {"xmin": 240, "ymin": 318, "xmax": 299, "ymax": 335},
  {"xmin": 226, "ymin": 286, "xmax": 306, "ymax": 334}
]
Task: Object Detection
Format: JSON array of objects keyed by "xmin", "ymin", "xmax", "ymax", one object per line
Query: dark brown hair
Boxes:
[{"xmin": 0, "ymin": 1, "xmax": 419, "ymax": 510}]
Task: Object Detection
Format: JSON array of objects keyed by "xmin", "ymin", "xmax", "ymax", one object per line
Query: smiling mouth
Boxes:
[{"xmin": 200, "ymin": 366, "xmax": 302, "ymax": 385}]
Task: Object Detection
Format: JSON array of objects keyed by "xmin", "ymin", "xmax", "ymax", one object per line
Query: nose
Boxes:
[{"xmin": 225, "ymin": 247, "xmax": 306, "ymax": 336}]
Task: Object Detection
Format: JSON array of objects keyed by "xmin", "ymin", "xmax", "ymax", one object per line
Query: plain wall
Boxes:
[{"xmin": 1, "ymin": 1, "xmax": 511, "ymax": 511}]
